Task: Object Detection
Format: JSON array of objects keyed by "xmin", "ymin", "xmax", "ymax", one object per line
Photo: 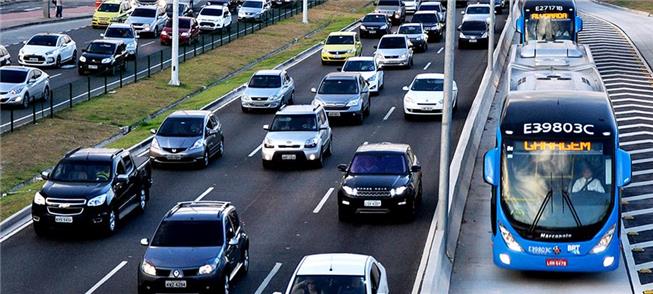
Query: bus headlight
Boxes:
[
  {"xmin": 591, "ymin": 225, "xmax": 615, "ymax": 254},
  {"xmin": 499, "ymin": 224, "xmax": 523, "ymax": 252}
]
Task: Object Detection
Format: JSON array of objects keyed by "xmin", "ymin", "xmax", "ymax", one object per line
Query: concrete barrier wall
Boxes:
[{"xmin": 416, "ymin": 3, "xmax": 521, "ymax": 293}]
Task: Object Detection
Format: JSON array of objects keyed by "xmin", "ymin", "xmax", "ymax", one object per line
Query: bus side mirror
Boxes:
[
  {"xmin": 617, "ymin": 149, "xmax": 631, "ymax": 187},
  {"xmin": 483, "ymin": 147, "xmax": 499, "ymax": 186},
  {"xmin": 515, "ymin": 17, "xmax": 523, "ymax": 34},
  {"xmin": 575, "ymin": 16, "xmax": 583, "ymax": 33}
]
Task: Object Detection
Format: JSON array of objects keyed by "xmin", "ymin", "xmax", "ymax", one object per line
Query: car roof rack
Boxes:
[{"xmin": 167, "ymin": 200, "xmax": 231, "ymax": 216}]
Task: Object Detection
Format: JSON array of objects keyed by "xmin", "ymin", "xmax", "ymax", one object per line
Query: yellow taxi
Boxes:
[
  {"xmin": 320, "ymin": 32, "xmax": 362, "ymax": 65},
  {"xmin": 92, "ymin": 0, "xmax": 133, "ymax": 28}
]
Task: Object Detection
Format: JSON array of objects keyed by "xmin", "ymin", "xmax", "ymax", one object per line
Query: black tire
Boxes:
[
  {"xmin": 356, "ymin": 112, "xmax": 364, "ymax": 125},
  {"xmin": 288, "ymin": 92, "xmax": 294, "ymax": 105},
  {"xmin": 458, "ymin": 40, "xmax": 464, "ymax": 49},
  {"xmin": 363, "ymin": 99, "xmax": 370, "ymax": 116},
  {"xmin": 71, "ymin": 50, "xmax": 77, "ymax": 64},
  {"xmin": 314, "ymin": 152, "xmax": 324, "ymax": 168},
  {"xmin": 199, "ymin": 151, "xmax": 210, "ymax": 168},
  {"xmin": 104, "ymin": 209, "xmax": 118, "ymax": 236},
  {"xmin": 403, "ymin": 198, "xmax": 417, "ymax": 221},
  {"xmin": 216, "ymin": 139, "xmax": 224, "ymax": 158},
  {"xmin": 338, "ymin": 205, "xmax": 352, "ymax": 222},
  {"xmin": 78, "ymin": 68, "xmax": 85, "ymax": 75},
  {"xmin": 33, "ymin": 222, "xmax": 47, "ymax": 237},
  {"xmin": 404, "ymin": 112, "xmax": 413, "ymax": 121},
  {"xmin": 21, "ymin": 92, "xmax": 29, "ymax": 108},
  {"xmin": 241, "ymin": 106, "xmax": 249, "ymax": 113},
  {"xmin": 325, "ymin": 137, "xmax": 332, "ymax": 156},
  {"xmin": 136, "ymin": 187, "xmax": 148, "ymax": 214},
  {"xmin": 42, "ymin": 86, "xmax": 49, "ymax": 101},
  {"xmin": 55, "ymin": 56, "xmax": 61, "ymax": 68},
  {"xmin": 321, "ymin": 60, "xmax": 327, "ymax": 65},
  {"xmin": 221, "ymin": 274, "xmax": 230, "ymax": 294},
  {"xmin": 262, "ymin": 160, "xmax": 272, "ymax": 169}
]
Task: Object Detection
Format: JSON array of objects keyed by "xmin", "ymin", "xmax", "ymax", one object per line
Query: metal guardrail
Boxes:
[{"xmin": 0, "ymin": 0, "xmax": 326, "ymax": 134}]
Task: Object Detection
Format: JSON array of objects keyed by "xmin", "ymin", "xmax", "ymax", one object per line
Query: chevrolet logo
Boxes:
[
  {"xmin": 170, "ymin": 269, "xmax": 183, "ymax": 278},
  {"xmin": 58, "ymin": 203, "xmax": 71, "ymax": 208}
]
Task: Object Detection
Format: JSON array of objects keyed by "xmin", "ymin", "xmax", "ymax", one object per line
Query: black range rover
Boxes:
[{"xmin": 336, "ymin": 142, "xmax": 423, "ymax": 221}]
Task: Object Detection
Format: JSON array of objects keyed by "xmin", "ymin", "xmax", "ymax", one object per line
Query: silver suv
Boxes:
[
  {"xmin": 311, "ymin": 72, "xmax": 371, "ymax": 124},
  {"xmin": 241, "ymin": 69, "xmax": 295, "ymax": 112},
  {"xmin": 374, "ymin": 34, "xmax": 414, "ymax": 69},
  {"xmin": 262, "ymin": 105, "xmax": 333, "ymax": 168}
]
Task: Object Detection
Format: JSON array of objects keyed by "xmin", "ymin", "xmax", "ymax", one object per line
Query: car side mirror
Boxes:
[
  {"xmin": 402, "ymin": 86, "xmax": 409, "ymax": 91},
  {"xmin": 100, "ymin": 33, "xmax": 105, "ymax": 38},
  {"xmin": 457, "ymin": 25, "xmax": 461, "ymax": 31},
  {"xmin": 82, "ymin": 48, "xmax": 87, "ymax": 53},
  {"xmin": 310, "ymin": 87, "xmax": 317, "ymax": 93},
  {"xmin": 411, "ymin": 165, "xmax": 421, "ymax": 172},
  {"xmin": 135, "ymin": 35, "xmax": 140, "ymax": 39},
  {"xmin": 337, "ymin": 164, "xmax": 348, "ymax": 172},
  {"xmin": 461, "ymin": 10, "xmax": 465, "ymax": 15},
  {"xmin": 115, "ymin": 174, "xmax": 129, "ymax": 183},
  {"xmin": 617, "ymin": 148, "xmax": 632, "ymax": 187},
  {"xmin": 228, "ymin": 238, "xmax": 239, "ymax": 246},
  {"xmin": 373, "ymin": 45, "xmax": 378, "ymax": 49},
  {"xmin": 483, "ymin": 147, "xmax": 499, "ymax": 185},
  {"xmin": 140, "ymin": 238, "xmax": 149, "ymax": 246},
  {"xmin": 263, "ymin": 124, "xmax": 270, "ymax": 130},
  {"xmin": 23, "ymin": 41, "xmax": 27, "ymax": 44},
  {"xmin": 150, "ymin": 128, "xmax": 156, "ymax": 135},
  {"xmin": 41, "ymin": 171, "xmax": 49, "ymax": 180}
]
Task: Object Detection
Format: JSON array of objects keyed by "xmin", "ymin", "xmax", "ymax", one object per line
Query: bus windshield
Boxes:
[
  {"xmin": 501, "ymin": 140, "xmax": 613, "ymax": 231},
  {"xmin": 524, "ymin": 13, "xmax": 574, "ymax": 42}
]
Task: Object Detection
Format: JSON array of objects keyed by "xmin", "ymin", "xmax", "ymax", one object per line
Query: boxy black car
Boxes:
[
  {"xmin": 78, "ymin": 39, "xmax": 128, "ymax": 75},
  {"xmin": 32, "ymin": 148, "xmax": 152, "ymax": 236},
  {"xmin": 138, "ymin": 201, "xmax": 249, "ymax": 294},
  {"xmin": 337, "ymin": 142, "xmax": 423, "ymax": 221},
  {"xmin": 359, "ymin": 13, "xmax": 392, "ymax": 38}
]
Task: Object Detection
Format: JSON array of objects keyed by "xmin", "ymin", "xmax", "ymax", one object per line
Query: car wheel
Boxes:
[
  {"xmin": 325, "ymin": 137, "xmax": 332, "ymax": 156},
  {"xmin": 363, "ymin": 100, "xmax": 370, "ymax": 116},
  {"xmin": 338, "ymin": 205, "xmax": 352, "ymax": 222},
  {"xmin": 71, "ymin": 50, "xmax": 77, "ymax": 64},
  {"xmin": 223, "ymin": 275, "xmax": 230, "ymax": 294},
  {"xmin": 321, "ymin": 60, "xmax": 327, "ymax": 65},
  {"xmin": 288, "ymin": 92, "xmax": 294, "ymax": 104},
  {"xmin": 403, "ymin": 198, "xmax": 417, "ymax": 221},
  {"xmin": 200, "ymin": 151, "xmax": 210, "ymax": 168},
  {"xmin": 55, "ymin": 55, "xmax": 61, "ymax": 68},
  {"xmin": 136, "ymin": 188, "xmax": 147, "ymax": 214},
  {"xmin": 356, "ymin": 112, "xmax": 364, "ymax": 125},
  {"xmin": 262, "ymin": 160, "xmax": 272, "ymax": 169},
  {"xmin": 404, "ymin": 112, "xmax": 413, "ymax": 121},
  {"xmin": 153, "ymin": 27, "xmax": 158, "ymax": 38},
  {"xmin": 78, "ymin": 68, "xmax": 85, "ymax": 75},
  {"xmin": 42, "ymin": 86, "xmax": 49, "ymax": 101},
  {"xmin": 216, "ymin": 139, "xmax": 224, "ymax": 158},
  {"xmin": 241, "ymin": 106, "xmax": 249, "ymax": 113},
  {"xmin": 458, "ymin": 40, "xmax": 464, "ymax": 49},
  {"xmin": 21, "ymin": 92, "xmax": 29, "ymax": 108},
  {"xmin": 314, "ymin": 152, "xmax": 324, "ymax": 168},
  {"xmin": 33, "ymin": 222, "xmax": 47, "ymax": 237},
  {"xmin": 105, "ymin": 209, "xmax": 118, "ymax": 235}
]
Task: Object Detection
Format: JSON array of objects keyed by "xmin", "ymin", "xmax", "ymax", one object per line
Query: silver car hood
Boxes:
[
  {"xmin": 0, "ymin": 82, "xmax": 23, "ymax": 92},
  {"xmin": 314, "ymin": 93, "xmax": 360, "ymax": 105},
  {"xmin": 244, "ymin": 87, "xmax": 280, "ymax": 98},
  {"xmin": 155, "ymin": 135, "xmax": 201, "ymax": 148},
  {"xmin": 265, "ymin": 131, "xmax": 316, "ymax": 145}
]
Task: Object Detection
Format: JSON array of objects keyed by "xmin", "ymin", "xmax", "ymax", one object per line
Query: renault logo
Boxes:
[{"xmin": 170, "ymin": 269, "xmax": 183, "ymax": 278}]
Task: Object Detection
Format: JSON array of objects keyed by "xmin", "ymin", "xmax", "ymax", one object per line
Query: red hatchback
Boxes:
[{"xmin": 160, "ymin": 17, "xmax": 200, "ymax": 45}]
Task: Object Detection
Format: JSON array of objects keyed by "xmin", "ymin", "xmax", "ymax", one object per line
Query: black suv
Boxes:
[
  {"xmin": 337, "ymin": 143, "xmax": 422, "ymax": 221},
  {"xmin": 359, "ymin": 13, "xmax": 391, "ymax": 38},
  {"xmin": 32, "ymin": 148, "xmax": 152, "ymax": 236},
  {"xmin": 138, "ymin": 201, "xmax": 249, "ymax": 294},
  {"xmin": 78, "ymin": 39, "xmax": 128, "ymax": 75}
]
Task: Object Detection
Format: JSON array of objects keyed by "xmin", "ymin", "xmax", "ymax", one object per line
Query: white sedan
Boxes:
[
  {"xmin": 340, "ymin": 56, "xmax": 384, "ymax": 94},
  {"xmin": 403, "ymin": 73, "xmax": 457, "ymax": 119},
  {"xmin": 19, "ymin": 33, "xmax": 77, "ymax": 68}
]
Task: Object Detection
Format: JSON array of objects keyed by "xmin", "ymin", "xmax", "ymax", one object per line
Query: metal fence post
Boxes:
[
  {"xmin": 49, "ymin": 89, "xmax": 54, "ymax": 118},
  {"xmin": 237, "ymin": 22, "xmax": 240, "ymax": 38},
  {"xmin": 10, "ymin": 109, "xmax": 14, "ymax": 132},
  {"xmin": 147, "ymin": 55, "xmax": 151, "ymax": 78},
  {"xmin": 160, "ymin": 50, "xmax": 164, "ymax": 70},
  {"xmin": 32, "ymin": 100, "xmax": 36, "ymax": 124},
  {"xmin": 120, "ymin": 65, "xmax": 124, "ymax": 87},
  {"xmin": 87, "ymin": 76, "xmax": 91, "ymax": 100},
  {"xmin": 202, "ymin": 35, "xmax": 206, "ymax": 53},
  {"xmin": 69, "ymin": 83, "xmax": 73, "ymax": 108},
  {"xmin": 104, "ymin": 74, "xmax": 108, "ymax": 94},
  {"xmin": 134, "ymin": 58, "xmax": 138, "ymax": 83},
  {"xmin": 211, "ymin": 33, "xmax": 215, "ymax": 49},
  {"xmin": 193, "ymin": 41, "xmax": 197, "ymax": 57},
  {"xmin": 183, "ymin": 45, "xmax": 187, "ymax": 62}
]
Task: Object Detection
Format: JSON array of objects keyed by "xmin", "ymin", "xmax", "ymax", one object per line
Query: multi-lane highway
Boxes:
[{"xmin": 0, "ymin": 10, "xmax": 506, "ymax": 294}]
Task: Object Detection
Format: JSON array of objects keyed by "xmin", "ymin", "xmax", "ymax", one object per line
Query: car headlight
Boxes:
[
  {"xmin": 346, "ymin": 99, "xmax": 360, "ymax": 107},
  {"xmin": 263, "ymin": 138, "xmax": 274, "ymax": 148},
  {"xmin": 404, "ymin": 96, "xmax": 414, "ymax": 103},
  {"xmin": 342, "ymin": 186, "xmax": 357, "ymax": 196},
  {"xmin": 390, "ymin": 186, "xmax": 407, "ymax": 196},
  {"xmin": 395, "ymin": 10, "xmax": 401, "ymax": 16},
  {"xmin": 150, "ymin": 138, "xmax": 160, "ymax": 150},
  {"xmin": 368, "ymin": 75, "xmax": 377, "ymax": 82},
  {"xmin": 304, "ymin": 137, "xmax": 318, "ymax": 148},
  {"xmin": 190, "ymin": 138, "xmax": 204, "ymax": 150},
  {"xmin": 400, "ymin": 54, "xmax": 407, "ymax": 60},
  {"xmin": 481, "ymin": 32, "xmax": 488, "ymax": 38},
  {"xmin": 45, "ymin": 50, "xmax": 55, "ymax": 55},
  {"xmin": 459, "ymin": 33, "xmax": 466, "ymax": 38},
  {"xmin": 181, "ymin": 32, "xmax": 189, "ymax": 37},
  {"xmin": 499, "ymin": 224, "xmax": 523, "ymax": 252},
  {"xmin": 198, "ymin": 263, "xmax": 217, "ymax": 275},
  {"xmin": 141, "ymin": 260, "xmax": 157, "ymax": 276},
  {"xmin": 591, "ymin": 225, "xmax": 616, "ymax": 254},
  {"xmin": 79, "ymin": 56, "xmax": 87, "ymax": 62},
  {"xmin": 161, "ymin": 30, "xmax": 168, "ymax": 35},
  {"xmin": 9, "ymin": 87, "xmax": 24, "ymax": 95},
  {"xmin": 87, "ymin": 193, "xmax": 107, "ymax": 207},
  {"xmin": 101, "ymin": 57, "xmax": 113, "ymax": 64},
  {"xmin": 415, "ymin": 36, "xmax": 422, "ymax": 41},
  {"xmin": 270, "ymin": 93, "xmax": 282, "ymax": 101},
  {"xmin": 143, "ymin": 23, "xmax": 150, "ymax": 29},
  {"xmin": 241, "ymin": 94, "xmax": 251, "ymax": 101},
  {"xmin": 346, "ymin": 49, "xmax": 356, "ymax": 54},
  {"xmin": 360, "ymin": 25, "xmax": 366, "ymax": 30},
  {"xmin": 34, "ymin": 192, "xmax": 46, "ymax": 205},
  {"xmin": 380, "ymin": 25, "xmax": 388, "ymax": 30}
]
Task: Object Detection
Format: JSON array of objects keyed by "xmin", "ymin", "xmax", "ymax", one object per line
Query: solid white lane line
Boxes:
[
  {"xmin": 248, "ymin": 144, "xmax": 262, "ymax": 157},
  {"xmin": 194, "ymin": 187, "xmax": 214, "ymax": 201},
  {"xmin": 383, "ymin": 106, "xmax": 396, "ymax": 121},
  {"xmin": 423, "ymin": 62, "xmax": 431, "ymax": 70},
  {"xmin": 140, "ymin": 41, "xmax": 155, "ymax": 47},
  {"xmin": 0, "ymin": 220, "xmax": 32, "ymax": 243},
  {"xmin": 254, "ymin": 262, "xmax": 282, "ymax": 294},
  {"xmin": 437, "ymin": 47, "xmax": 444, "ymax": 54},
  {"xmin": 50, "ymin": 73, "xmax": 63, "ymax": 79},
  {"xmin": 313, "ymin": 188, "xmax": 334, "ymax": 214},
  {"xmin": 84, "ymin": 261, "xmax": 128, "ymax": 294}
]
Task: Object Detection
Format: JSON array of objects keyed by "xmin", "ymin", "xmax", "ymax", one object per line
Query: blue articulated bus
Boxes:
[
  {"xmin": 516, "ymin": 0, "xmax": 583, "ymax": 44},
  {"xmin": 483, "ymin": 91, "xmax": 632, "ymax": 272}
]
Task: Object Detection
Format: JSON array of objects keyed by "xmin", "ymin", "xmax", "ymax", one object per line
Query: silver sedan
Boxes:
[{"xmin": 0, "ymin": 66, "xmax": 50, "ymax": 108}]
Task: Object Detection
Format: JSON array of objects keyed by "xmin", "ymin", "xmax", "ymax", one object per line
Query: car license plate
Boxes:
[
  {"xmin": 165, "ymin": 280, "xmax": 187, "ymax": 288},
  {"xmin": 281, "ymin": 154, "xmax": 296, "ymax": 160},
  {"xmin": 545, "ymin": 258, "xmax": 568, "ymax": 267},
  {"xmin": 88, "ymin": 65, "xmax": 98, "ymax": 69},
  {"xmin": 29, "ymin": 58, "xmax": 38, "ymax": 62},
  {"xmin": 369, "ymin": 30, "xmax": 376, "ymax": 34},
  {"xmin": 364, "ymin": 200, "xmax": 382, "ymax": 207},
  {"xmin": 423, "ymin": 107, "xmax": 434, "ymax": 111},
  {"xmin": 166, "ymin": 154, "xmax": 182, "ymax": 160},
  {"xmin": 469, "ymin": 39, "xmax": 477, "ymax": 43},
  {"xmin": 54, "ymin": 216, "xmax": 73, "ymax": 223},
  {"xmin": 328, "ymin": 112, "xmax": 341, "ymax": 117}
]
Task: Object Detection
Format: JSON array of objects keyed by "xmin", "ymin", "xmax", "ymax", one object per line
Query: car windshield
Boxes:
[
  {"xmin": 105, "ymin": 27, "xmax": 134, "ymax": 38},
  {"xmin": 411, "ymin": 13, "xmax": 438, "ymax": 23},
  {"xmin": 242, "ymin": 1, "xmax": 262, "ymax": 8},
  {"xmin": 378, "ymin": 37, "xmax": 406, "ymax": 49},
  {"xmin": 501, "ymin": 140, "xmax": 613, "ymax": 230},
  {"xmin": 249, "ymin": 75, "xmax": 281, "ymax": 88},
  {"xmin": 411, "ymin": 78, "xmax": 443, "ymax": 91},
  {"xmin": 326, "ymin": 35, "xmax": 354, "ymax": 45},
  {"xmin": 166, "ymin": 18, "xmax": 191, "ymax": 28},
  {"xmin": 362, "ymin": 14, "xmax": 386, "ymax": 23},
  {"xmin": 525, "ymin": 17, "xmax": 574, "ymax": 42},
  {"xmin": 98, "ymin": 3, "xmax": 120, "ymax": 12},
  {"xmin": 419, "ymin": 4, "xmax": 440, "ymax": 12},
  {"xmin": 377, "ymin": 0, "xmax": 399, "ymax": 6},
  {"xmin": 269, "ymin": 114, "xmax": 318, "ymax": 132},
  {"xmin": 461, "ymin": 21, "xmax": 486, "ymax": 31},
  {"xmin": 350, "ymin": 152, "xmax": 407, "ymax": 175},
  {"xmin": 131, "ymin": 8, "xmax": 156, "ymax": 17},
  {"xmin": 200, "ymin": 7, "xmax": 223, "ymax": 16},
  {"xmin": 27, "ymin": 35, "xmax": 58, "ymax": 47},
  {"xmin": 290, "ymin": 275, "xmax": 366, "ymax": 294},
  {"xmin": 318, "ymin": 79, "xmax": 358, "ymax": 94},
  {"xmin": 86, "ymin": 42, "xmax": 116, "ymax": 55},
  {"xmin": 0, "ymin": 70, "xmax": 28, "ymax": 83},
  {"xmin": 467, "ymin": 6, "xmax": 490, "ymax": 14},
  {"xmin": 343, "ymin": 60, "xmax": 375, "ymax": 72},
  {"xmin": 151, "ymin": 220, "xmax": 224, "ymax": 247},
  {"xmin": 50, "ymin": 160, "xmax": 112, "ymax": 183},
  {"xmin": 398, "ymin": 25, "xmax": 422, "ymax": 34},
  {"xmin": 157, "ymin": 117, "xmax": 204, "ymax": 137}
]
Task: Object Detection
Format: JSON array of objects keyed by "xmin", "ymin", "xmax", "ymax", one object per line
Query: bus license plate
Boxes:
[
  {"xmin": 364, "ymin": 200, "xmax": 382, "ymax": 207},
  {"xmin": 281, "ymin": 154, "xmax": 296, "ymax": 160},
  {"xmin": 545, "ymin": 258, "xmax": 568, "ymax": 267},
  {"xmin": 165, "ymin": 280, "xmax": 187, "ymax": 288},
  {"xmin": 328, "ymin": 112, "xmax": 341, "ymax": 117},
  {"xmin": 54, "ymin": 216, "xmax": 73, "ymax": 223}
]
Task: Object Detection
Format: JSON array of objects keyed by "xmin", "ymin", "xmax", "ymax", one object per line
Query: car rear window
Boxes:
[
  {"xmin": 350, "ymin": 152, "xmax": 407, "ymax": 175},
  {"xmin": 0, "ymin": 70, "xmax": 28, "ymax": 83},
  {"xmin": 291, "ymin": 275, "xmax": 366, "ymax": 294},
  {"xmin": 152, "ymin": 220, "xmax": 224, "ymax": 247},
  {"xmin": 166, "ymin": 18, "xmax": 191, "ymax": 28}
]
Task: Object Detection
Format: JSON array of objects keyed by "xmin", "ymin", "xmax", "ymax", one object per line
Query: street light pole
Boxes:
[
  {"xmin": 302, "ymin": 0, "xmax": 308, "ymax": 24},
  {"xmin": 438, "ymin": 0, "xmax": 457, "ymax": 257},
  {"xmin": 169, "ymin": 0, "xmax": 180, "ymax": 86},
  {"xmin": 488, "ymin": 0, "xmax": 496, "ymax": 70}
]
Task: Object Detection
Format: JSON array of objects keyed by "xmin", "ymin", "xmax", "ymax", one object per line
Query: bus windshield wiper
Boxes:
[
  {"xmin": 561, "ymin": 189, "xmax": 582, "ymax": 227},
  {"xmin": 529, "ymin": 187, "xmax": 553, "ymax": 234}
]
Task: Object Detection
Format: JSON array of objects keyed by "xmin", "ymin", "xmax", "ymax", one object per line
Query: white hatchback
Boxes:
[
  {"xmin": 340, "ymin": 56, "xmax": 384, "ymax": 94},
  {"xmin": 403, "ymin": 73, "xmax": 457, "ymax": 119},
  {"xmin": 277, "ymin": 253, "xmax": 389, "ymax": 294}
]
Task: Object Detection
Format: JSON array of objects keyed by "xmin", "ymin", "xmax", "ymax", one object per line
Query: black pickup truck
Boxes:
[{"xmin": 32, "ymin": 147, "xmax": 152, "ymax": 236}]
